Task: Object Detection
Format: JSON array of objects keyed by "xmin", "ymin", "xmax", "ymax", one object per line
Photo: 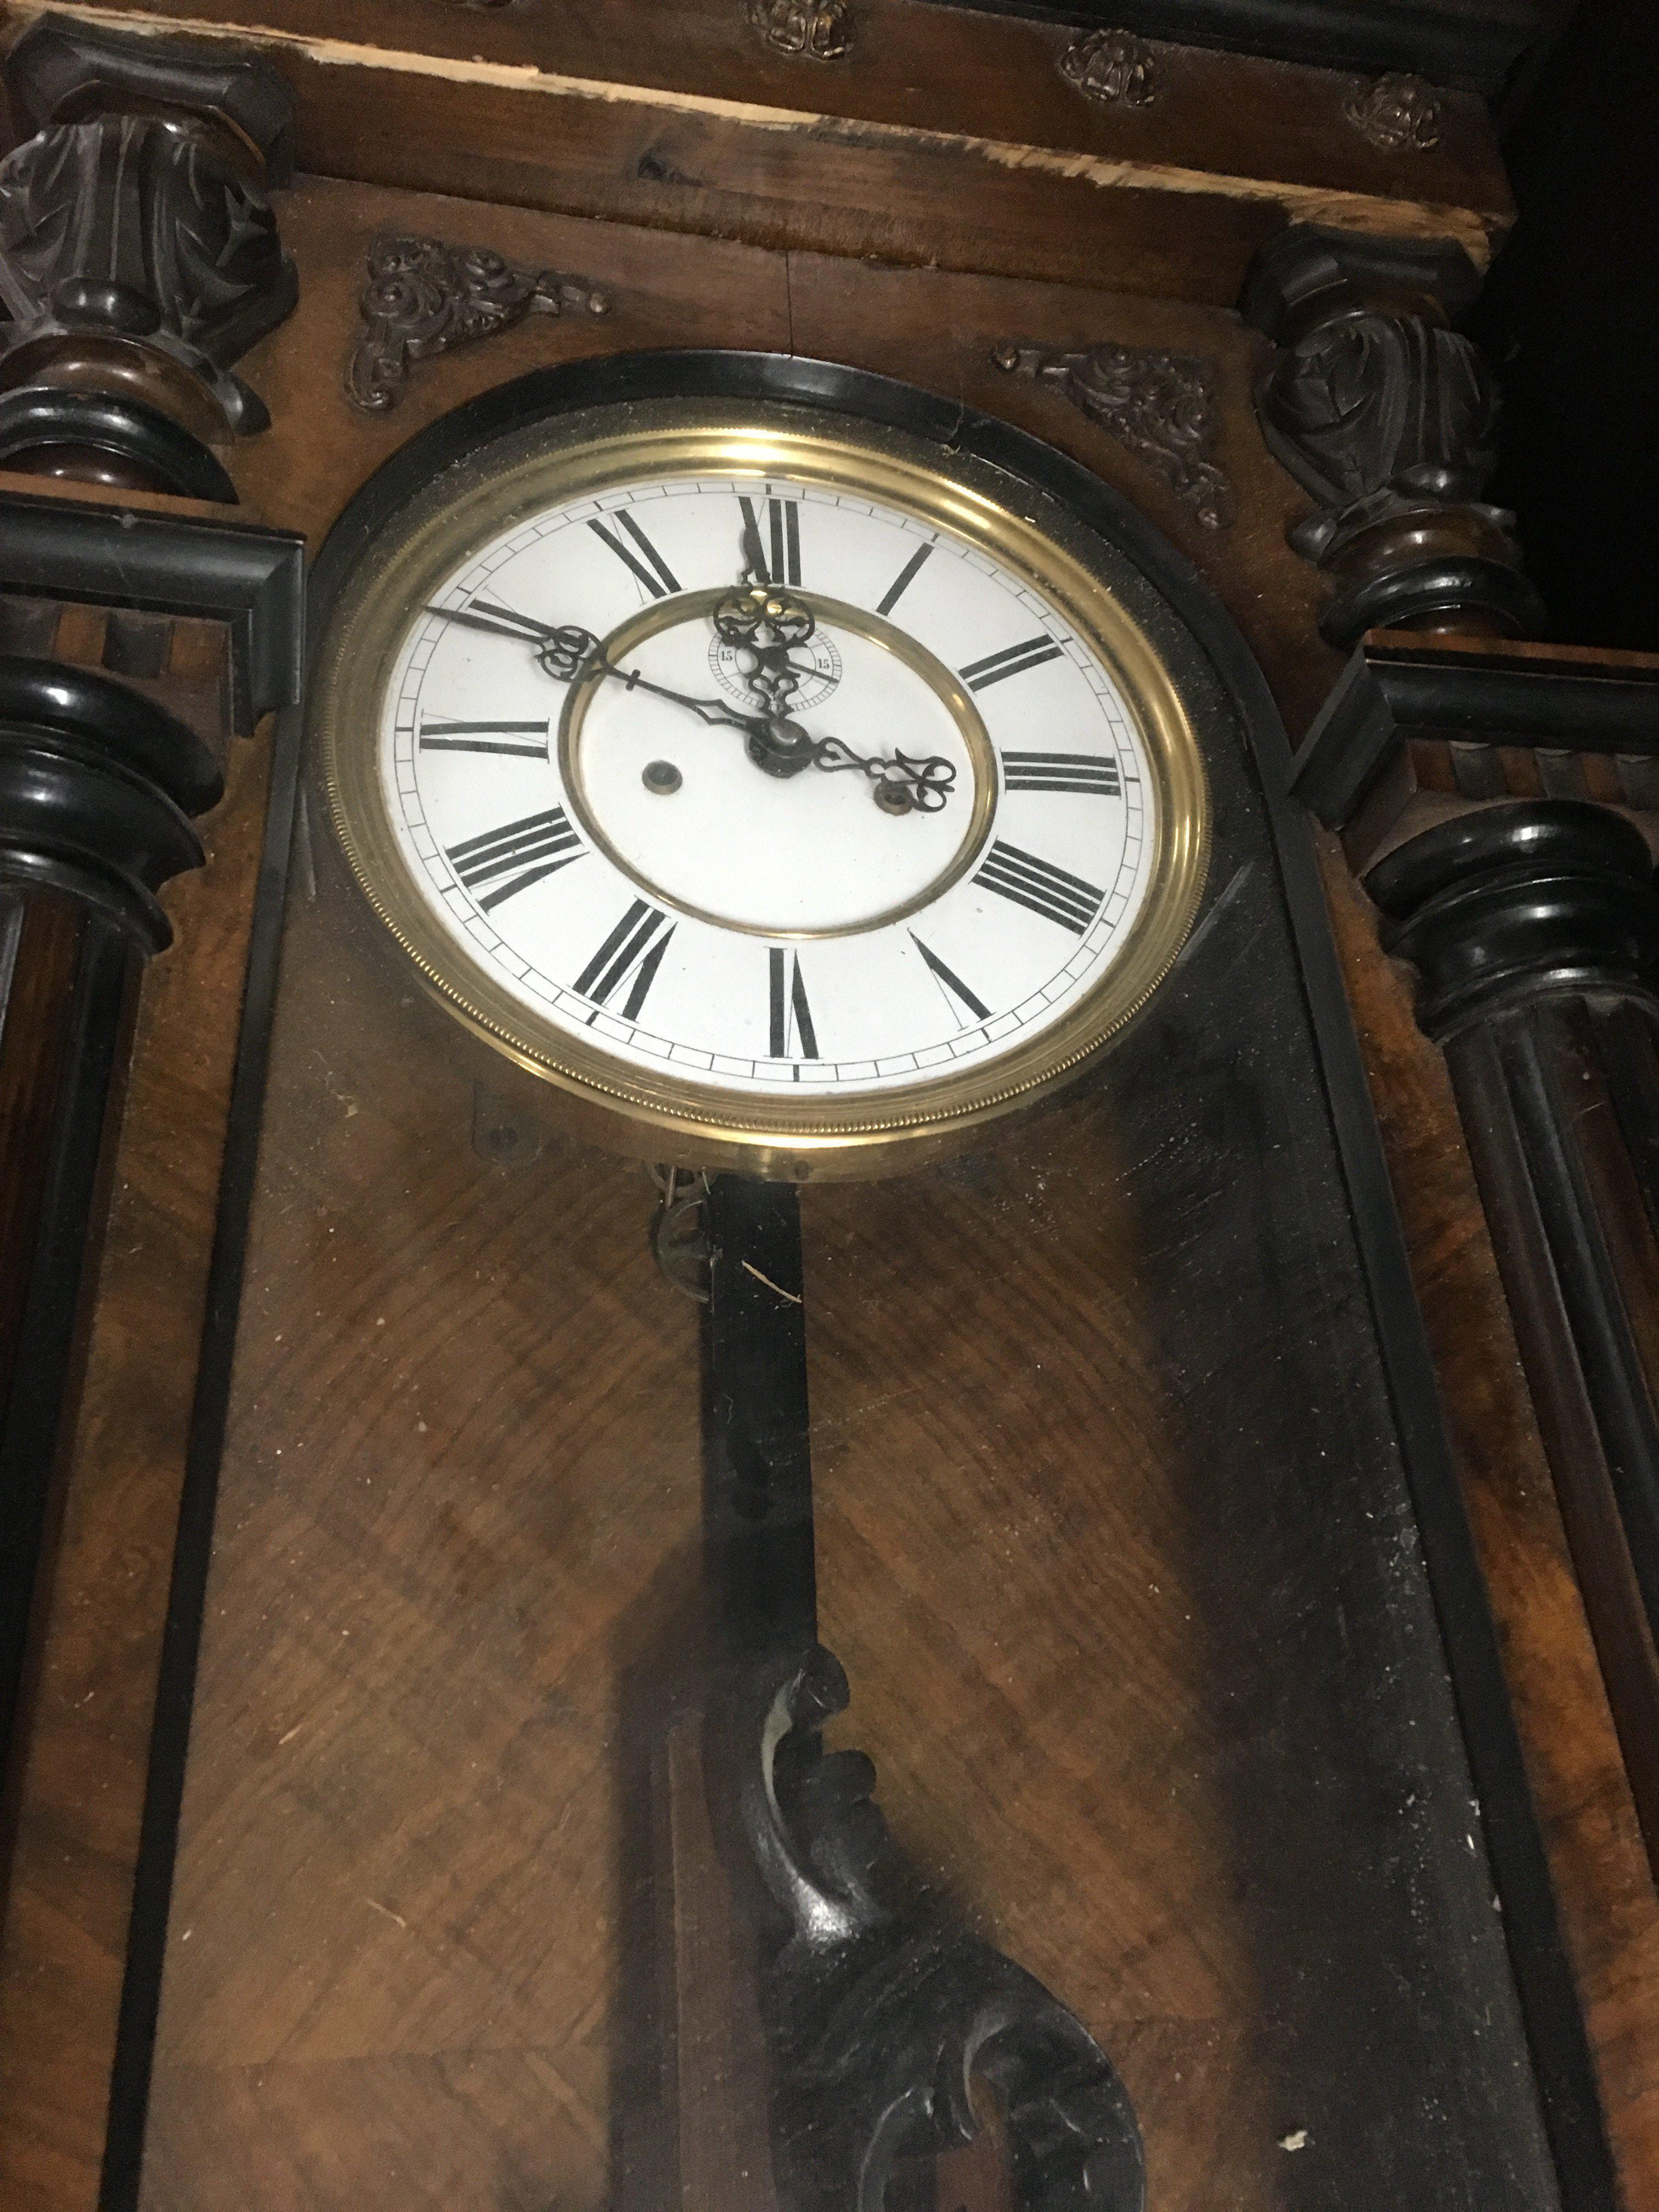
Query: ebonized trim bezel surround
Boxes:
[{"xmin": 99, "ymin": 349, "xmax": 1614, "ymax": 2212}]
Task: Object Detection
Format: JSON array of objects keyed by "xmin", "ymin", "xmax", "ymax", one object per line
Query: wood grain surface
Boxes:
[{"xmin": 0, "ymin": 1, "xmax": 1513, "ymax": 302}]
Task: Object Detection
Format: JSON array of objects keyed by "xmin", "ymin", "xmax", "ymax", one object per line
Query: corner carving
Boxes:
[
  {"xmin": 1058, "ymin": 29, "xmax": 1160, "ymax": 108},
  {"xmin": 751, "ymin": 0, "xmax": 853, "ymax": 60},
  {"xmin": 718, "ymin": 1643, "xmax": 1145, "ymax": 2211},
  {"xmin": 994, "ymin": 339, "xmax": 1232, "ymax": 531},
  {"xmin": 346, "ymin": 234, "xmax": 611, "ymax": 413}
]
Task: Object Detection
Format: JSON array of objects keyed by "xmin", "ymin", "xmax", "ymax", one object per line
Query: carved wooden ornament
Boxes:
[
  {"xmin": 1058, "ymin": 29, "xmax": 1160, "ymax": 108},
  {"xmin": 346, "ymin": 234, "xmax": 611, "ymax": 413},
  {"xmin": 750, "ymin": 0, "xmax": 853, "ymax": 60},
  {"xmin": 1344, "ymin": 72, "xmax": 1443, "ymax": 151},
  {"xmin": 994, "ymin": 339, "xmax": 1233, "ymax": 529}
]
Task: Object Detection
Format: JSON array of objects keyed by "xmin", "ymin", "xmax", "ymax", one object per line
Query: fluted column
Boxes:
[
  {"xmin": 1369, "ymin": 800, "xmax": 1659, "ymax": 1862},
  {"xmin": 0, "ymin": 655, "xmax": 219, "ymax": 1825}
]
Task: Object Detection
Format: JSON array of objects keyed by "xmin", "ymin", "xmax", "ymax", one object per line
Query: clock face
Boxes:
[{"xmin": 316, "ymin": 393, "xmax": 1209, "ymax": 1171}]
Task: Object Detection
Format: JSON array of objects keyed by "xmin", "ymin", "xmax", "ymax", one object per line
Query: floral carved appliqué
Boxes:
[
  {"xmin": 995, "ymin": 339, "xmax": 1233, "ymax": 531},
  {"xmin": 750, "ymin": 0, "xmax": 851, "ymax": 60},
  {"xmin": 1344, "ymin": 72, "xmax": 1442, "ymax": 151},
  {"xmin": 1058, "ymin": 28, "xmax": 1159, "ymax": 107},
  {"xmin": 347, "ymin": 234, "xmax": 610, "ymax": 413}
]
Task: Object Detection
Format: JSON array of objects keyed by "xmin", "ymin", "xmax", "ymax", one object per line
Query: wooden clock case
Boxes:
[{"xmin": 0, "ymin": 5, "xmax": 1653, "ymax": 2211}]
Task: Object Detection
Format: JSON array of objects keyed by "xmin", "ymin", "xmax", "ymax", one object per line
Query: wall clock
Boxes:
[
  {"xmin": 238, "ymin": 356, "xmax": 1564, "ymax": 2212},
  {"xmin": 314, "ymin": 356, "xmax": 1209, "ymax": 1173}
]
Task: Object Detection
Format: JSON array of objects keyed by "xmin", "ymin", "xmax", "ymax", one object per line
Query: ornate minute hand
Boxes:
[{"xmin": 428, "ymin": 600, "xmax": 957, "ymax": 813}]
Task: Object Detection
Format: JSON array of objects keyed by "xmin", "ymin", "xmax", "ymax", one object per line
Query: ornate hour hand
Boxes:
[
  {"xmin": 429, "ymin": 599, "xmax": 958, "ymax": 814},
  {"xmin": 713, "ymin": 584, "xmax": 958, "ymax": 814}
]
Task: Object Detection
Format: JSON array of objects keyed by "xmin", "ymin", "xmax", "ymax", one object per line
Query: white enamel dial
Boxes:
[{"xmin": 378, "ymin": 473, "xmax": 1158, "ymax": 1100}]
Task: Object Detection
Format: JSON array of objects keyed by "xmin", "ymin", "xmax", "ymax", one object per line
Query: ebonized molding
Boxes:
[
  {"xmin": 0, "ymin": 657, "xmax": 220, "ymax": 1866},
  {"xmin": 1293, "ymin": 631, "xmax": 1659, "ymax": 864},
  {"xmin": 0, "ymin": 493, "xmax": 304, "ymax": 736}
]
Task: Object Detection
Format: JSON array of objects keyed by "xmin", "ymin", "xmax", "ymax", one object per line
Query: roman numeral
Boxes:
[
  {"xmin": 1001, "ymin": 751, "xmax": 1122, "ymax": 797},
  {"xmin": 588, "ymin": 511, "xmax": 681, "ymax": 599},
  {"xmin": 975, "ymin": 840, "xmax": 1103, "ymax": 935},
  {"xmin": 740, "ymin": 494, "xmax": 802, "ymax": 587},
  {"xmin": 876, "ymin": 540, "xmax": 934, "ymax": 616},
  {"xmin": 960, "ymin": 635, "xmax": 1065, "ymax": 692},
  {"xmin": 575, "ymin": 900, "xmax": 674, "ymax": 1019},
  {"xmin": 435, "ymin": 599, "xmax": 551, "ymax": 644},
  {"xmin": 769, "ymin": 947, "xmax": 819, "ymax": 1060},
  {"xmin": 445, "ymin": 807, "xmax": 583, "ymax": 910},
  {"xmin": 420, "ymin": 719, "xmax": 550, "ymax": 759},
  {"xmin": 911, "ymin": 933, "xmax": 991, "ymax": 1024}
]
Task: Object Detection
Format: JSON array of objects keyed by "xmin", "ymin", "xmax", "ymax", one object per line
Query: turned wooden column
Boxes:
[
  {"xmin": 0, "ymin": 654, "xmax": 219, "ymax": 1824},
  {"xmin": 1369, "ymin": 803, "xmax": 1659, "ymax": 1859},
  {"xmin": 1250, "ymin": 215, "xmax": 1659, "ymax": 1884}
]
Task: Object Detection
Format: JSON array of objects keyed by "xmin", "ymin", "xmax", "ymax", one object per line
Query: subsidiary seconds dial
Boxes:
[{"xmin": 318, "ymin": 388, "xmax": 1210, "ymax": 1171}]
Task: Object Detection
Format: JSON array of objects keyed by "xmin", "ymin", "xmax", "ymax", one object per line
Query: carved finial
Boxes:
[
  {"xmin": 1345, "ymin": 72, "xmax": 1442, "ymax": 151},
  {"xmin": 994, "ymin": 338, "xmax": 1232, "ymax": 531},
  {"xmin": 346, "ymin": 234, "xmax": 611, "ymax": 413},
  {"xmin": 1058, "ymin": 28, "xmax": 1160, "ymax": 108},
  {"xmin": 750, "ymin": 0, "xmax": 852, "ymax": 60}
]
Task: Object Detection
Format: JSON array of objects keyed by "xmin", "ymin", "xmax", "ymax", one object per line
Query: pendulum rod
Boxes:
[{"xmin": 701, "ymin": 1172, "xmax": 816, "ymax": 1665}]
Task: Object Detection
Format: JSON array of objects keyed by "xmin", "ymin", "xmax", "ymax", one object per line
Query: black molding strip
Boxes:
[
  {"xmin": 916, "ymin": 0, "xmax": 1550, "ymax": 93},
  {"xmin": 97, "ymin": 682, "xmax": 307, "ymax": 2212},
  {"xmin": 94, "ymin": 348, "xmax": 1613, "ymax": 2211},
  {"xmin": 0, "ymin": 493, "xmax": 303, "ymax": 735}
]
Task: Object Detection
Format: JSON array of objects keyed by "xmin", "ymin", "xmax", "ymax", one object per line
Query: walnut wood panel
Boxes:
[
  {"xmin": 0, "ymin": 2, "xmax": 1510, "ymax": 302},
  {"xmin": 1318, "ymin": 836, "xmax": 1659, "ymax": 2206}
]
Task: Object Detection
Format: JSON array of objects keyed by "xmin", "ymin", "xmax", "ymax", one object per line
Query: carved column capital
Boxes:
[
  {"xmin": 1243, "ymin": 226, "xmax": 1542, "ymax": 645},
  {"xmin": 1368, "ymin": 800, "xmax": 1659, "ymax": 1039},
  {"xmin": 0, "ymin": 14, "xmax": 298, "ymax": 499}
]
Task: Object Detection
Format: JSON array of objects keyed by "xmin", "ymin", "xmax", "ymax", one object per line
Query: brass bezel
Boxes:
[{"xmin": 315, "ymin": 399, "xmax": 1211, "ymax": 1177}]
